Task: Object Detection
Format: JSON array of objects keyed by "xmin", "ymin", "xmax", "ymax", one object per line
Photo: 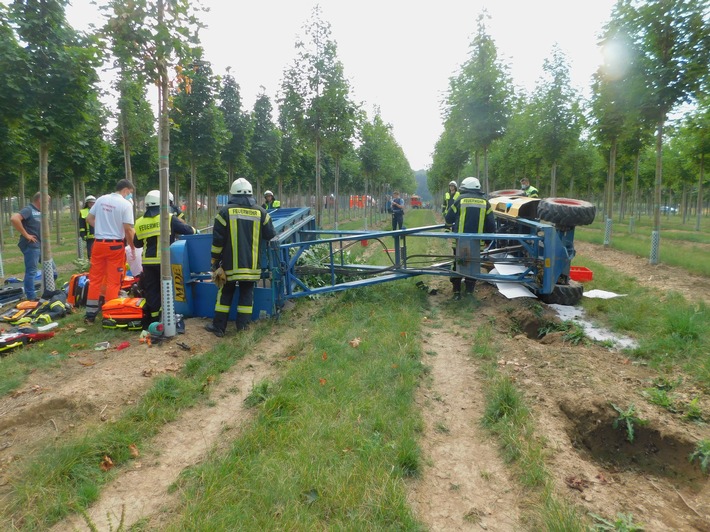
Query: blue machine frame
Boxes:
[{"xmin": 170, "ymin": 205, "xmax": 577, "ymax": 319}]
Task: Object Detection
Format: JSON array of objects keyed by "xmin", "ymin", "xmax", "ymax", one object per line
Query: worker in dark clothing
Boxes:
[
  {"xmin": 262, "ymin": 190, "xmax": 281, "ymax": 211},
  {"xmin": 442, "ymin": 180, "xmax": 459, "ymax": 217},
  {"xmin": 169, "ymin": 192, "xmax": 186, "ymax": 220},
  {"xmin": 520, "ymin": 178, "xmax": 539, "ymax": 198},
  {"xmin": 445, "ymin": 177, "xmax": 495, "ymax": 300},
  {"xmin": 134, "ymin": 190, "xmax": 195, "ymax": 330},
  {"xmin": 79, "ymin": 195, "xmax": 96, "ymax": 259},
  {"xmin": 391, "ymin": 191, "xmax": 405, "ymax": 230},
  {"xmin": 206, "ymin": 178, "xmax": 277, "ymax": 337}
]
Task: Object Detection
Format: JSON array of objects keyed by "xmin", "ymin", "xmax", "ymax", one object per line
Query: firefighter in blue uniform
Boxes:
[
  {"xmin": 134, "ymin": 190, "xmax": 195, "ymax": 330},
  {"xmin": 206, "ymin": 178, "xmax": 277, "ymax": 337},
  {"xmin": 444, "ymin": 177, "xmax": 495, "ymax": 300}
]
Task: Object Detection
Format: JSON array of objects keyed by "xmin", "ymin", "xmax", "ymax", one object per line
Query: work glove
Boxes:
[{"xmin": 211, "ymin": 267, "xmax": 227, "ymax": 289}]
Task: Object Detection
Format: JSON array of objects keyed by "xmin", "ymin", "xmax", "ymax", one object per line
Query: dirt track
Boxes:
[{"xmin": 1, "ymin": 240, "xmax": 709, "ymax": 530}]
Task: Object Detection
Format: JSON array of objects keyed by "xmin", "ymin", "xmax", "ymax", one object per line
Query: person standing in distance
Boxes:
[
  {"xmin": 10, "ymin": 192, "xmax": 46, "ymax": 301},
  {"xmin": 520, "ymin": 178, "xmax": 539, "ymax": 198},
  {"xmin": 442, "ymin": 180, "xmax": 459, "ymax": 217},
  {"xmin": 79, "ymin": 195, "xmax": 96, "ymax": 259},
  {"xmin": 134, "ymin": 190, "xmax": 196, "ymax": 330},
  {"xmin": 391, "ymin": 191, "xmax": 405, "ymax": 231},
  {"xmin": 262, "ymin": 190, "xmax": 280, "ymax": 211},
  {"xmin": 169, "ymin": 192, "xmax": 186, "ymax": 221},
  {"xmin": 206, "ymin": 178, "xmax": 276, "ymax": 337},
  {"xmin": 84, "ymin": 179, "xmax": 136, "ymax": 324},
  {"xmin": 445, "ymin": 177, "xmax": 495, "ymax": 300}
]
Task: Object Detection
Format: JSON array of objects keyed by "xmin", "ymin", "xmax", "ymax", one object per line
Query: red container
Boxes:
[{"xmin": 570, "ymin": 266, "xmax": 593, "ymax": 282}]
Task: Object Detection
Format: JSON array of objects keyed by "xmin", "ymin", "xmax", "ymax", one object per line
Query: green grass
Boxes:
[
  {"xmin": 162, "ymin": 282, "xmax": 427, "ymax": 530},
  {"xmin": 575, "ymin": 219, "xmax": 710, "ymax": 277},
  {"xmin": 570, "ymin": 256, "xmax": 710, "ymax": 389},
  {"xmin": 2, "ymin": 321, "xmax": 273, "ymax": 529}
]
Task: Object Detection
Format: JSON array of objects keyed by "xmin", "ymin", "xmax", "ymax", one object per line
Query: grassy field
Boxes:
[
  {"xmin": 575, "ymin": 213, "xmax": 710, "ymax": 276},
  {"xmin": 0, "ymin": 207, "xmax": 708, "ymax": 529}
]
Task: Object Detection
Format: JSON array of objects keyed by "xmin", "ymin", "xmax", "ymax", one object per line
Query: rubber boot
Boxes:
[{"xmin": 236, "ymin": 314, "xmax": 250, "ymax": 332}]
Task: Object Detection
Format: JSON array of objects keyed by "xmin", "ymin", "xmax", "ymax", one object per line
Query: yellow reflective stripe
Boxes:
[
  {"xmin": 215, "ymin": 214, "xmax": 226, "ymax": 226},
  {"xmin": 215, "ymin": 303, "xmax": 230, "ymax": 313},
  {"xmin": 237, "ymin": 306, "xmax": 252, "ymax": 314},
  {"xmin": 211, "ymin": 245, "xmax": 223, "ymax": 254},
  {"xmin": 229, "ymin": 215, "xmax": 239, "ymax": 268},
  {"xmin": 251, "ymin": 219, "xmax": 259, "ymax": 269}
]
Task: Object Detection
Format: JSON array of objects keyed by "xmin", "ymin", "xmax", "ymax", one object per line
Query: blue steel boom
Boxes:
[{"xmin": 171, "ymin": 195, "xmax": 595, "ymax": 320}]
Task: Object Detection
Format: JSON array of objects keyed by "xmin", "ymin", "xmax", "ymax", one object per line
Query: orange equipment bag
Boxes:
[{"xmin": 101, "ymin": 297, "xmax": 145, "ymax": 331}]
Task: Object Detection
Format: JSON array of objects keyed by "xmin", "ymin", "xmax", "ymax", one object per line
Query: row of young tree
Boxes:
[
  {"xmin": 0, "ymin": 1, "xmax": 414, "ymax": 297},
  {"xmin": 429, "ymin": 1, "xmax": 709, "ymax": 261}
]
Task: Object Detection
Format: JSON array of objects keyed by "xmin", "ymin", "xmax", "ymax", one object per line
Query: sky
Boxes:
[{"xmin": 66, "ymin": 0, "xmax": 618, "ymax": 171}]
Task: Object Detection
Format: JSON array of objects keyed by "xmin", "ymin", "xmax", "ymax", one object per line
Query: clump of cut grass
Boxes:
[
  {"xmin": 244, "ymin": 380, "xmax": 273, "ymax": 407},
  {"xmin": 641, "ymin": 388, "xmax": 677, "ymax": 413},
  {"xmin": 682, "ymin": 397, "xmax": 705, "ymax": 422},
  {"xmin": 589, "ymin": 511, "xmax": 645, "ymax": 531},
  {"xmin": 689, "ymin": 439, "xmax": 710, "ymax": 474}
]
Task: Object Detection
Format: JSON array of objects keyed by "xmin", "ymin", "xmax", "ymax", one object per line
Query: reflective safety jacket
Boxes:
[
  {"xmin": 79, "ymin": 207, "xmax": 95, "ymax": 240},
  {"xmin": 523, "ymin": 184, "xmax": 540, "ymax": 198},
  {"xmin": 211, "ymin": 195, "xmax": 277, "ymax": 281},
  {"xmin": 134, "ymin": 207, "xmax": 195, "ymax": 265},
  {"xmin": 262, "ymin": 198, "xmax": 281, "ymax": 211},
  {"xmin": 444, "ymin": 190, "xmax": 495, "ymax": 237},
  {"xmin": 442, "ymin": 190, "xmax": 460, "ymax": 215}
]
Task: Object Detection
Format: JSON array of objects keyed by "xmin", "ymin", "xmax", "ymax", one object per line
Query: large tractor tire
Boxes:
[
  {"xmin": 489, "ymin": 188, "xmax": 525, "ymax": 198},
  {"xmin": 539, "ymin": 281, "xmax": 583, "ymax": 306},
  {"xmin": 537, "ymin": 198, "xmax": 596, "ymax": 227}
]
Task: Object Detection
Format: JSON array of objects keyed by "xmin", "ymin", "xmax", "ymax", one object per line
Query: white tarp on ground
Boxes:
[
  {"xmin": 489, "ymin": 265, "xmax": 536, "ymax": 299},
  {"xmin": 583, "ymin": 289, "xmax": 627, "ymax": 299},
  {"xmin": 548, "ymin": 303, "xmax": 638, "ymax": 349}
]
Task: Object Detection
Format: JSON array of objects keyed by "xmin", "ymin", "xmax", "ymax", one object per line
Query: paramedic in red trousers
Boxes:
[
  {"xmin": 84, "ymin": 179, "xmax": 136, "ymax": 324},
  {"xmin": 134, "ymin": 190, "xmax": 196, "ymax": 330},
  {"xmin": 205, "ymin": 178, "xmax": 276, "ymax": 337},
  {"xmin": 444, "ymin": 177, "xmax": 495, "ymax": 300}
]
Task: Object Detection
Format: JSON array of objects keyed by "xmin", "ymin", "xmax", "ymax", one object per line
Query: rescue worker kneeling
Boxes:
[
  {"xmin": 444, "ymin": 177, "xmax": 495, "ymax": 300},
  {"xmin": 133, "ymin": 190, "xmax": 195, "ymax": 330},
  {"xmin": 206, "ymin": 178, "xmax": 276, "ymax": 337}
]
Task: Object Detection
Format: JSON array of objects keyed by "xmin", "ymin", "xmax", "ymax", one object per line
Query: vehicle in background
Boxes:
[{"xmin": 410, "ymin": 195, "xmax": 422, "ymax": 209}]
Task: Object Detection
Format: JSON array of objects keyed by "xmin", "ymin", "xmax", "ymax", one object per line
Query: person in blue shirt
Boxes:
[{"xmin": 391, "ymin": 191, "xmax": 405, "ymax": 230}]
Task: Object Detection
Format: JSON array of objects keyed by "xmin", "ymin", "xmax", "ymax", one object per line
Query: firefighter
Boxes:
[
  {"xmin": 133, "ymin": 190, "xmax": 196, "ymax": 330},
  {"xmin": 169, "ymin": 192, "xmax": 186, "ymax": 220},
  {"xmin": 205, "ymin": 178, "xmax": 276, "ymax": 337},
  {"xmin": 444, "ymin": 177, "xmax": 495, "ymax": 300},
  {"xmin": 442, "ymin": 180, "xmax": 459, "ymax": 217},
  {"xmin": 79, "ymin": 195, "xmax": 96, "ymax": 259},
  {"xmin": 262, "ymin": 190, "xmax": 281, "ymax": 211},
  {"xmin": 520, "ymin": 177, "xmax": 540, "ymax": 198}
]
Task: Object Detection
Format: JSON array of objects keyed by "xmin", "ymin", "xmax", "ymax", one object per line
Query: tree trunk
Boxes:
[
  {"xmin": 55, "ymin": 195, "xmax": 61, "ymax": 246},
  {"xmin": 39, "ymin": 142, "xmax": 55, "ymax": 292},
  {"xmin": 19, "ymin": 170, "xmax": 26, "ymax": 209},
  {"xmin": 315, "ymin": 136, "xmax": 322, "ymax": 228},
  {"xmin": 653, "ymin": 119, "xmax": 664, "ymax": 232},
  {"xmin": 190, "ymin": 159, "xmax": 197, "ymax": 228},
  {"xmin": 631, "ymin": 151, "xmax": 640, "ymax": 219},
  {"xmin": 483, "ymin": 146, "xmax": 490, "ymax": 194},
  {"xmin": 157, "ymin": 0, "xmax": 175, "ymax": 336},
  {"xmin": 550, "ymin": 161, "xmax": 558, "ymax": 198},
  {"xmin": 334, "ymin": 157, "xmax": 340, "ymax": 230},
  {"xmin": 696, "ymin": 153, "xmax": 704, "ymax": 232}
]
